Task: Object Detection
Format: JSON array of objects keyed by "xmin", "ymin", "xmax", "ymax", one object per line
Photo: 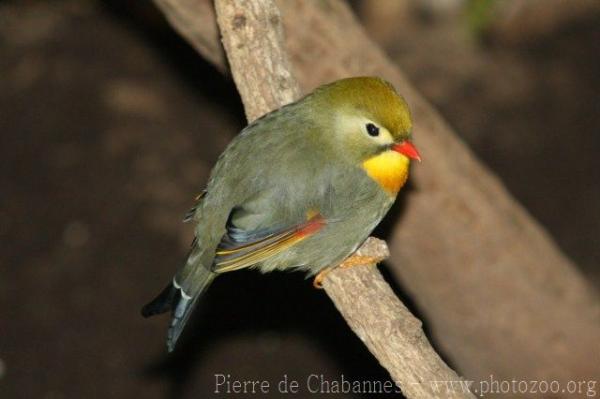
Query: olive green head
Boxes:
[{"xmin": 307, "ymin": 77, "xmax": 414, "ymax": 162}]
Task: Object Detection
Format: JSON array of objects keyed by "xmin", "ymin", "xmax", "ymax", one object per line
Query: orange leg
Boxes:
[{"xmin": 313, "ymin": 254, "xmax": 386, "ymax": 289}]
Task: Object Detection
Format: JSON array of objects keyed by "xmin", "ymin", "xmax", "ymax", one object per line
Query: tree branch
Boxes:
[
  {"xmin": 215, "ymin": 0, "xmax": 300, "ymax": 121},
  {"xmin": 322, "ymin": 238, "xmax": 472, "ymax": 398},
  {"xmin": 211, "ymin": 0, "xmax": 473, "ymax": 397},
  {"xmin": 154, "ymin": 0, "xmax": 226, "ymax": 70},
  {"xmin": 153, "ymin": 0, "xmax": 600, "ymax": 390}
]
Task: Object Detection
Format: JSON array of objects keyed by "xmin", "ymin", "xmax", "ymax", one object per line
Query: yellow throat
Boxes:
[{"xmin": 362, "ymin": 150, "xmax": 410, "ymax": 195}]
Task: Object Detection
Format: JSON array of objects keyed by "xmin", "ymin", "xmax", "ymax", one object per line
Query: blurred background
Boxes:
[{"xmin": 1, "ymin": 0, "xmax": 598, "ymax": 398}]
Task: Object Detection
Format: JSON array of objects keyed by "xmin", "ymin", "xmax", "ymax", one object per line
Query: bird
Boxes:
[{"xmin": 141, "ymin": 76, "xmax": 420, "ymax": 351}]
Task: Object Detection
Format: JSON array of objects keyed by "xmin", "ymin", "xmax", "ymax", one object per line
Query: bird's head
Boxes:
[{"xmin": 310, "ymin": 77, "xmax": 420, "ymax": 195}]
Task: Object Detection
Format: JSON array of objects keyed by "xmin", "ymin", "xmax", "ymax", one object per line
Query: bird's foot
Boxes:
[
  {"xmin": 338, "ymin": 255, "xmax": 386, "ymax": 269},
  {"xmin": 313, "ymin": 254, "xmax": 386, "ymax": 289}
]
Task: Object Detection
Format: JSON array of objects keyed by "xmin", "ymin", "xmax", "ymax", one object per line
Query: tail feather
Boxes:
[
  {"xmin": 166, "ymin": 273, "xmax": 215, "ymax": 352},
  {"xmin": 141, "ymin": 284, "xmax": 177, "ymax": 318},
  {"xmin": 142, "ymin": 244, "xmax": 216, "ymax": 352},
  {"xmin": 166, "ymin": 290, "xmax": 199, "ymax": 352}
]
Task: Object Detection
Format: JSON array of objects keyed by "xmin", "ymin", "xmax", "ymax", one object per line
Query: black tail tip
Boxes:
[{"xmin": 141, "ymin": 284, "xmax": 177, "ymax": 318}]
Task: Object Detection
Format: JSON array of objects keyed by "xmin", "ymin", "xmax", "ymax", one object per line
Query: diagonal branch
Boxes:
[{"xmin": 215, "ymin": 0, "xmax": 300, "ymax": 121}]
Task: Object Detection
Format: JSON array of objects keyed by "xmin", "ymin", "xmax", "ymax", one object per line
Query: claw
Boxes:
[{"xmin": 313, "ymin": 267, "xmax": 332, "ymax": 289}]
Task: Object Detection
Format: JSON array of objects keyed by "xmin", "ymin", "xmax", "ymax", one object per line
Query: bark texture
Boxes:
[
  {"xmin": 152, "ymin": 0, "xmax": 600, "ymax": 390},
  {"xmin": 212, "ymin": 1, "xmax": 472, "ymax": 397},
  {"xmin": 215, "ymin": 0, "xmax": 300, "ymax": 121},
  {"xmin": 323, "ymin": 238, "xmax": 473, "ymax": 398}
]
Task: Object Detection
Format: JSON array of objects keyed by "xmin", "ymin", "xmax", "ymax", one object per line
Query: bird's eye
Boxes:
[{"xmin": 366, "ymin": 123, "xmax": 380, "ymax": 137}]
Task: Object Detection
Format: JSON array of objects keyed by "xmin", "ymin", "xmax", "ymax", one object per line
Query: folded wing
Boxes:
[{"xmin": 213, "ymin": 211, "xmax": 326, "ymax": 273}]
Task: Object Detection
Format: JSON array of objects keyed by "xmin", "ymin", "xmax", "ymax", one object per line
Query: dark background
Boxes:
[{"xmin": 1, "ymin": 1, "xmax": 598, "ymax": 398}]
